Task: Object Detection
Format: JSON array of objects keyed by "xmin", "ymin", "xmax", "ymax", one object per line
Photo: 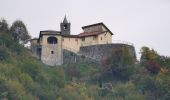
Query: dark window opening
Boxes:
[
  {"xmin": 101, "ymin": 37, "xmax": 102, "ymax": 40},
  {"xmin": 51, "ymin": 51, "xmax": 54, "ymax": 54},
  {"xmin": 82, "ymin": 37, "xmax": 85, "ymax": 41},
  {"xmin": 64, "ymin": 24, "xmax": 67, "ymax": 30},
  {"xmin": 47, "ymin": 37, "xmax": 58, "ymax": 44},
  {"xmin": 93, "ymin": 36, "xmax": 97, "ymax": 40},
  {"xmin": 36, "ymin": 48, "xmax": 41, "ymax": 59}
]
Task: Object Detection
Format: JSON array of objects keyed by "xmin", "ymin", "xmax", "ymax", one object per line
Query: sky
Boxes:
[{"xmin": 1, "ymin": 0, "xmax": 170, "ymax": 58}]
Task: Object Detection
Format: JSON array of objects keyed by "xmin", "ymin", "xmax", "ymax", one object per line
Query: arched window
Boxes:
[{"xmin": 47, "ymin": 37, "xmax": 58, "ymax": 44}]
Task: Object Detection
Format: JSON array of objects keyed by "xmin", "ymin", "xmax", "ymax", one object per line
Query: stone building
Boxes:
[{"xmin": 30, "ymin": 17, "xmax": 136, "ymax": 66}]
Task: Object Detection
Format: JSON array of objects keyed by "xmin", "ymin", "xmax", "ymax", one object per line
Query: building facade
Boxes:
[{"xmin": 31, "ymin": 17, "xmax": 114, "ymax": 66}]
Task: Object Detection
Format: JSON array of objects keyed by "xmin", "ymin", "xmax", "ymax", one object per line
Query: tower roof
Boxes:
[{"xmin": 63, "ymin": 16, "xmax": 68, "ymax": 23}]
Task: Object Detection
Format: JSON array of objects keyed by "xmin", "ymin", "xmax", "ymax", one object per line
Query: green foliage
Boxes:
[
  {"xmin": 98, "ymin": 82, "xmax": 145, "ymax": 100},
  {"xmin": 140, "ymin": 46, "xmax": 159, "ymax": 62},
  {"xmin": 140, "ymin": 46, "xmax": 164, "ymax": 75},
  {"xmin": 0, "ymin": 18, "xmax": 9, "ymax": 32},
  {"xmin": 0, "ymin": 46, "xmax": 9, "ymax": 61},
  {"xmin": 10, "ymin": 20, "xmax": 30, "ymax": 43},
  {"xmin": 63, "ymin": 63, "xmax": 98, "ymax": 82},
  {"xmin": 160, "ymin": 56, "xmax": 170, "ymax": 70},
  {"xmin": 65, "ymin": 65, "xmax": 81, "ymax": 80},
  {"xmin": 0, "ymin": 28, "xmax": 66, "ymax": 99},
  {"xmin": 58, "ymin": 82, "xmax": 93, "ymax": 100},
  {"xmin": 145, "ymin": 60, "xmax": 161, "ymax": 74}
]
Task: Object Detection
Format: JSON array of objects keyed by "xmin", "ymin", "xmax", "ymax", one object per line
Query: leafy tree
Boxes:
[
  {"xmin": 101, "ymin": 46, "xmax": 136, "ymax": 81},
  {"xmin": 159, "ymin": 56, "xmax": 170, "ymax": 71},
  {"xmin": 0, "ymin": 18, "xmax": 9, "ymax": 32},
  {"xmin": 10, "ymin": 20, "xmax": 30, "ymax": 44},
  {"xmin": 140, "ymin": 46, "xmax": 159, "ymax": 63},
  {"xmin": 145, "ymin": 60, "xmax": 161, "ymax": 74},
  {"xmin": 140, "ymin": 46, "xmax": 163, "ymax": 74}
]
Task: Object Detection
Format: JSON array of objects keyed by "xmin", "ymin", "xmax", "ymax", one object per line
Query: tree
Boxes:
[
  {"xmin": 10, "ymin": 20, "xmax": 30, "ymax": 44},
  {"xmin": 101, "ymin": 46, "xmax": 136, "ymax": 81},
  {"xmin": 140, "ymin": 46, "xmax": 159, "ymax": 63},
  {"xmin": 145, "ymin": 60, "xmax": 161, "ymax": 74},
  {"xmin": 0, "ymin": 18, "xmax": 9, "ymax": 32},
  {"xmin": 140, "ymin": 47, "xmax": 162, "ymax": 74}
]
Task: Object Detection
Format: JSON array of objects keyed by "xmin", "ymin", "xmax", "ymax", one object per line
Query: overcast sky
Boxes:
[{"xmin": 1, "ymin": 0, "xmax": 170, "ymax": 58}]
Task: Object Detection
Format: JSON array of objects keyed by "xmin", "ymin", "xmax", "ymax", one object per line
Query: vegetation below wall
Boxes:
[{"xmin": 0, "ymin": 19, "xmax": 170, "ymax": 100}]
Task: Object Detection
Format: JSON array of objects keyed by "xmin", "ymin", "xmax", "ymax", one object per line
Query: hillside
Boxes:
[{"xmin": 0, "ymin": 30, "xmax": 170, "ymax": 100}]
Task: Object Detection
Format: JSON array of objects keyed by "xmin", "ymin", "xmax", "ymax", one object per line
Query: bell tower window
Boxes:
[{"xmin": 64, "ymin": 24, "xmax": 67, "ymax": 30}]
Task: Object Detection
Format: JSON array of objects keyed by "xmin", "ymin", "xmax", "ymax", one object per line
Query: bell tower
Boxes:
[{"xmin": 60, "ymin": 16, "xmax": 71, "ymax": 35}]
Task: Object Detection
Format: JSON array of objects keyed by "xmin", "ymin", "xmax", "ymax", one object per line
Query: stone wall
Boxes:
[
  {"xmin": 31, "ymin": 45, "xmax": 41, "ymax": 59},
  {"xmin": 79, "ymin": 43, "xmax": 136, "ymax": 61},
  {"xmin": 62, "ymin": 49, "xmax": 97, "ymax": 64},
  {"xmin": 40, "ymin": 34, "xmax": 63, "ymax": 66},
  {"xmin": 63, "ymin": 43, "xmax": 136, "ymax": 64},
  {"xmin": 41, "ymin": 44, "xmax": 62, "ymax": 66}
]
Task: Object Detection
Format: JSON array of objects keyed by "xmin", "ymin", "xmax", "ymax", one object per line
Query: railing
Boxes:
[
  {"xmin": 81, "ymin": 41, "xmax": 112, "ymax": 47},
  {"xmin": 80, "ymin": 40, "xmax": 133, "ymax": 47},
  {"xmin": 112, "ymin": 40, "xmax": 134, "ymax": 46}
]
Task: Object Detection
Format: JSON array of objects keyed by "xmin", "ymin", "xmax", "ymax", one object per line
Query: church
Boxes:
[
  {"xmin": 30, "ymin": 17, "xmax": 136, "ymax": 66},
  {"xmin": 30, "ymin": 16, "xmax": 115, "ymax": 66}
]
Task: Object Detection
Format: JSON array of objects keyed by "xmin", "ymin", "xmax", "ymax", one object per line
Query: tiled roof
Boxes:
[
  {"xmin": 39, "ymin": 30, "xmax": 61, "ymax": 39},
  {"xmin": 37, "ymin": 22, "xmax": 113, "ymax": 39},
  {"xmin": 62, "ymin": 34, "xmax": 79, "ymax": 38},
  {"xmin": 78, "ymin": 31, "xmax": 106, "ymax": 37},
  {"xmin": 82, "ymin": 22, "xmax": 113, "ymax": 35}
]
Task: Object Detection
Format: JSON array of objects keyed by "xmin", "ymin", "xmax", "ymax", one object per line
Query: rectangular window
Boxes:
[
  {"xmin": 82, "ymin": 37, "xmax": 85, "ymax": 41},
  {"xmin": 101, "ymin": 37, "xmax": 102, "ymax": 40}
]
